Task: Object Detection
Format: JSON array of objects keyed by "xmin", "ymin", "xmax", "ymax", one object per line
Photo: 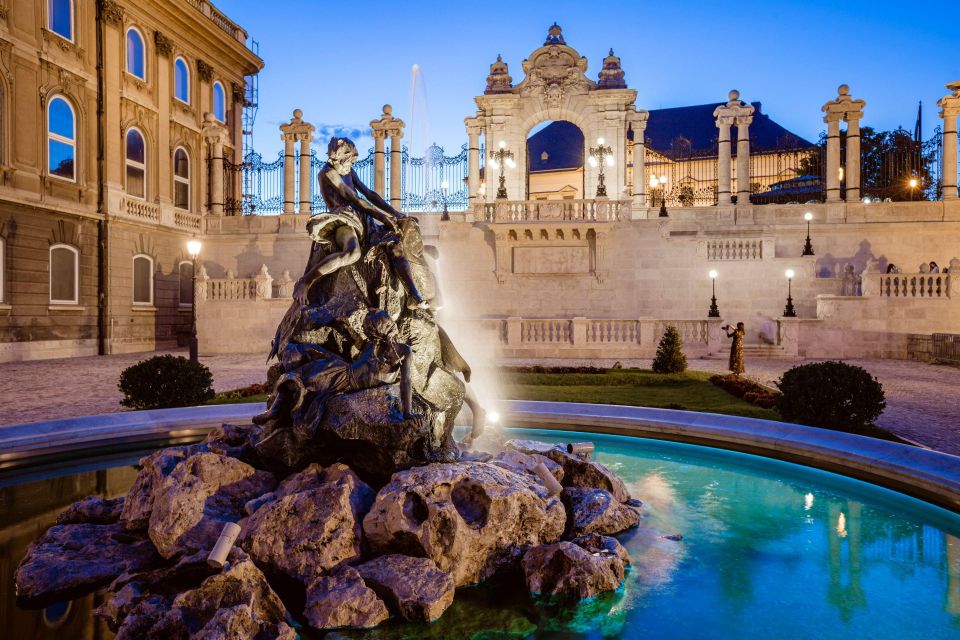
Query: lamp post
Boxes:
[
  {"xmin": 489, "ymin": 141, "xmax": 514, "ymax": 200},
  {"xmin": 588, "ymin": 137, "xmax": 614, "ymax": 198},
  {"xmin": 187, "ymin": 239, "xmax": 202, "ymax": 362},
  {"xmin": 708, "ymin": 270, "xmax": 720, "ymax": 317},
  {"xmin": 440, "ymin": 179, "xmax": 450, "ymax": 221},
  {"xmin": 658, "ymin": 175, "xmax": 668, "ymax": 217},
  {"xmin": 801, "ymin": 211, "xmax": 815, "ymax": 256},
  {"xmin": 783, "ymin": 268, "xmax": 797, "ymax": 317},
  {"xmin": 908, "ymin": 177, "xmax": 918, "ymax": 201}
]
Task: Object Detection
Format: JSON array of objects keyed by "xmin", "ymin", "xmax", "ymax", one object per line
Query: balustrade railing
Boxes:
[
  {"xmin": 706, "ymin": 239, "xmax": 764, "ymax": 261},
  {"xmin": 174, "ymin": 210, "xmax": 201, "ymax": 231},
  {"xmin": 587, "ymin": 319, "xmax": 640, "ymax": 344},
  {"xmin": 122, "ymin": 199, "xmax": 160, "ymax": 222},
  {"xmin": 655, "ymin": 320, "xmax": 709, "ymax": 345},
  {"xmin": 206, "ymin": 278, "xmax": 257, "ymax": 301},
  {"xmin": 521, "ymin": 319, "xmax": 572, "ymax": 344},
  {"xmin": 877, "ymin": 273, "xmax": 951, "ymax": 298},
  {"xmin": 483, "ymin": 199, "xmax": 628, "ymax": 223}
]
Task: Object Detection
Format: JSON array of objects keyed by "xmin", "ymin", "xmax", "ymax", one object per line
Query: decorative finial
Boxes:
[
  {"xmin": 485, "ymin": 53, "xmax": 513, "ymax": 94},
  {"xmin": 609, "ymin": 48, "xmax": 614, "ymax": 56},
  {"xmin": 838, "ymin": 84, "xmax": 850, "ymax": 96},
  {"xmin": 293, "ymin": 108, "xmax": 303, "ymax": 119},
  {"xmin": 598, "ymin": 49, "xmax": 626, "ymax": 90},
  {"xmin": 545, "ymin": 22, "xmax": 566, "ymax": 45},
  {"xmin": 728, "ymin": 89, "xmax": 740, "ymax": 102},
  {"xmin": 383, "ymin": 104, "xmax": 392, "ymax": 116}
]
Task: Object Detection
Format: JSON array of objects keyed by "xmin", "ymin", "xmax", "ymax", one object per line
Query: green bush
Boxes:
[
  {"xmin": 119, "ymin": 355, "xmax": 215, "ymax": 409},
  {"xmin": 777, "ymin": 361, "xmax": 885, "ymax": 430},
  {"xmin": 652, "ymin": 326, "xmax": 687, "ymax": 374}
]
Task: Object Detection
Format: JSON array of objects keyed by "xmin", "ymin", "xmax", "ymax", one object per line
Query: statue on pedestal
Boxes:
[{"xmin": 255, "ymin": 137, "xmax": 486, "ymax": 478}]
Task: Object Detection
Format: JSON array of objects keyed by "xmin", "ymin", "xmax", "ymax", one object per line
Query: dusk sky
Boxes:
[{"xmin": 217, "ymin": 0, "xmax": 959, "ymax": 160}]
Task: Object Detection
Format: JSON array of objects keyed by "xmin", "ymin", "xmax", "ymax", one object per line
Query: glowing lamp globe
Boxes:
[
  {"xmin": 785, "ymin": 269, "xmax": 795, "ymax": 279},
  {"xmin": 187, "ymin": 240, "xmax": 202, "ymax": 258}
]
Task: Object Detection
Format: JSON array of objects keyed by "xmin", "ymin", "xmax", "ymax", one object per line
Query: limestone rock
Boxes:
[
  {"xmin": 362, "ymin": 462, "xmax": 565, "ymax": 586},
  {"xmin": 491, "ymin": 450, "xmax": 564, "ymax": 483},
  {"xmin": 521, "ymin": 540, "xmax": 625, "ymax": 599},
  {"xmin": 241, "ymin": 466, "xmax": 373, "ymax": 584},
  {"xmin": 56, "ymin": 495, "xmax": 124, "ymax": 525},
  {"xmin": 121, "ymin": 444, "xmax": 209, "ymax": 530},
  {"xmin": 572, "ymin": 533, "xmax": 632, "ymax": 567},
  {"xmin": 124, "ymin": 553, "xmax": 295, "ymax": 639},
  {"xmin": 148, "ymin": 452, "xmax": 276, "ymax": 559},
  {"xmin": 204, "ymin": 422, "xmax": 263, "ymax": 461},
  {"xmin": 304, "ymin": 565, "xmax": 390, "ymax": 630},
  {"xmin": 505, "ymin": 438, "xmax": 630, "ymax": 502},
  {"xmin": 15, "ymin": 523, "xmax": 161, "ymax": 608},
  {"xmin": 563, "ymin": 487, "xmax": 640, "ymax": 537},
  {"xmin": 356, "ymin": 554, "xmax": 454, "ymax": 622}
]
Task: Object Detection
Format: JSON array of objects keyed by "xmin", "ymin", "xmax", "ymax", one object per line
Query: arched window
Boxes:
[
  {"xmin": 212, "ymin": 82, "xmax": 226, "ymax": 122},
  {"xmin": 48, "ymin": 0, "xmax": 73, "ymax": 41},
  {"xmin": 174, "ymin": 58, "xmax": 190, "ymax": 103},
  {"xmin": 47, "ymin": 96, "xmax": 76, "ymax": 181},
  {"xmin": 126, "ymin": 27, "xmax": 146, "ymax": 80},
  {"xmin": 132, "ymin": 254, "xmax": 153, "ymax": 305},
  {"xmin": 49, "ymin": 244, "xmax": 78, "ymax": 305},
  {"xmin": 173, "ymin": 147, "xmax": 190, "ymax": 210},
  {"xmin": 125, "ymin": 128, "xmax": 146, "ymax": 198},
  {"xmin": 178, "ymin": 260, "xmax": 194, "ymax": 306}
]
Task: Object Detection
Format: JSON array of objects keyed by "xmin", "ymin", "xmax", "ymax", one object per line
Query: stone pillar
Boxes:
[
  {"xmin": 736, "ymin": 114, "xmax": 753, "ymax": 204},
  {"xmin": 370, "ymin": 105, "xmax": 405, "ymax": 205},
  {"xmin": 280, "ymin": 109, "xmax": 314, "ymax": 215},
  {"xmin": 628, "ymin": 110, "xmax": 649, "ymax": 208},
  {"xmin": 465, "ymin": 117, "xmax": 483, "ymax": 209},
  {"xmin": 202, "ymin": 113, "xmax": 229, "ymax": 215},
  {"xmin": 506, "ymin": 317, "xmax": 522, "ymax": 346},
  {"xmin": 572, "ymin": 317, "xmax": 588, "ymax": 345},
  {"xmin": 939, "ymin": 82, "xmax": 960, "ymax": 200},
  {"xmin": 716, "ymin": 120, "xmax": 732, "ymax": 205},
  {"xmin": 390, "ymin": 132, "xmax": 403, "ymax": 210},
  {"xmin": 824, "ymin": 114, "xmax": 842, "ymax": 203},
  {"xmin": 298, "ymin": 131, "xmax": 314, "ymax": 214},
  {"xmin": 372, "ymin": 131, "xmax": 386, "ymax": 194},
  {"xmin": 822, "ymin": 85, "xmax": 866, "ymax": 203}
]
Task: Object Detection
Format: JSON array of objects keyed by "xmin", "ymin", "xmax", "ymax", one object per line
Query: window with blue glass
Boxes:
[
  {"xmin": 126, "ymin": 28, "xmax": 146, "ymax": 80},
  {"xmin": 47, "ymin": 96, "xmax": 76, "ymax": 181},
  {"xmin": 174, "ymin": 58, "xmax": 190, "ymax": 103},
  {"xmin": 125, "ymin": 128, "xmax": 146, "ymax": 198},
  {"xmin": 48, "ymin": 0, "xmax": 73, "ymax": 41},
  {"xmin": 212, "ymin": 82, "xmax": 226, "ymax": 121}
]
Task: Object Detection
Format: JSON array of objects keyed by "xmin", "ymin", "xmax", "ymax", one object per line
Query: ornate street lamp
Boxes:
[
  {"xmin": 801, "ymin": 211, "xmax": 815, "ymax": 256},
  {"xmin": 783, "ymin": 268, "xmax": 797, "ymax": 317},
  {"xmin": 908, "ymin": 177, "xmax": 918, "ymax": 201},
  {"xmin": 440, "ymin": 180, "xmax": 450, "ymax": 221},
  {"xmin": 588, "ymin": 137, "xmax": 614, "ymax": 198},
  {"xmin": 489, "ymin": 141, "xmax": 515, "ymax": 200},
  {"xmin": 187, "ymin": 239, "xmax": 203, "ymax": 363},
  {"xmin": 658, "ymin": 175, "xmax": 668, "ymax": 217},
  {"xmin": 708, "ymin": 270, "xmax": 720, "ymax": 318}
]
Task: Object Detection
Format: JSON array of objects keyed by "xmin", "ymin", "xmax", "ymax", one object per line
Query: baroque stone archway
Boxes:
[{"xmin": 465, "ymin": 24, "xmax": 648, "ymax": 205}]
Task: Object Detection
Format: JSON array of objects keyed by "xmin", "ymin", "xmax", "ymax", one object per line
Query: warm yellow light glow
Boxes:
[
  {"xmin": 804, "ymin": 212, "xmax": 813, "ymax": 221},
  {"xmin": 487, "ymin": 411, "xmax": 501, "ymax": 424},
  {"xmin": 588, "ymin": 156, "xmax": 598, "ymax": 167},
  {"xmin": 649, "ymin": 175, "xmax": 658, "ymax": 188},
  {"xmin": 785, "ymin": 269, "xmax": 795, "ymax": 279},
  {"xmin": 187, "ymin": 239, "xmax": 202, "ymax": 257},
  {"xmin": 836, "ymin": 512, "xmax": 848, "ymax": 538},
  {"xmin": 909, "ymin": 178, "xmax": 918, "ymax": 188},
  {"xmin": 804, "ymin": 493, "xmax": 814, "ymax": 510},
  {"xmin": 659, "ymin": 175, "xmax": 667, "ymax": 185},
  {"xmin": 838, "ymin": 166, "xmax": 844, "ymax": 181},
  {"xmin": 605, "ymin": 155, "xmax": 615, "ymax": 167},
  {"xmin": 862, "ymin": 197, "xmax": 871, "ymax": 203},
  {"xmin": 489, "ymin": 158, "xmax": 499, "ymax": 169},
  {"xmin": 505, "ymin": 157, "xmax": 516, "ymax": 169},
  {"xmin": 709, "ymin": 270, "xmax": 718, "ymax": 279},
  {"xmin": 498, "ymin": 140, "xmax": 506, "ymax": 149},
  {"xmin": 597, "ymin": 137, "xmax": 605, "ymax": 145}
]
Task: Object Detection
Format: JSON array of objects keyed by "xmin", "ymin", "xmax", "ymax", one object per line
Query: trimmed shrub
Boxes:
[
  {"xmin": 709, "ymin": 374, "xmax": 780, "ymax": 409},
  {"xmin": 652, "ymin": 326, "xmax": 687, "ymax": 374},
  {"xmin": 776, "ymin": 361, "xmax": 886, "ymax": 430},
  {"xmin": 119, "ymin": 355, "xmax": 215, "ymax": 409}
]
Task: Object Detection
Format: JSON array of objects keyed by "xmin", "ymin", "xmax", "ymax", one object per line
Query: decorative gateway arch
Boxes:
[{"xmin": 465, "ymin": 24, "xmax": 649, "ymax": 221}]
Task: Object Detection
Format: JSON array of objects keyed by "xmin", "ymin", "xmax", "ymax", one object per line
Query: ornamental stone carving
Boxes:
[
  {"xmin": 484, "ymin": 55, "xmax": 512, "ymax": 95},
  {"xmin": 597, "ymin": 49, "xmax": 626, "ymax": 90},
  {"xmin": 197, "ymin": 59, "xmax": 214, "ymax": 83},
  {"xmin": 98, "ymin": 0, "xmax": 124, "ymax": 25},
  {"xmin": 154, "ymin": 32, "xmax": 173, "ymax": 57}
]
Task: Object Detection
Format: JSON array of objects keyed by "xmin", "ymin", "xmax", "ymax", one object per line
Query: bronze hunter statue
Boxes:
[{"xmin": 723, "ymin": 322, "xmax": 746, "ymax": 375}]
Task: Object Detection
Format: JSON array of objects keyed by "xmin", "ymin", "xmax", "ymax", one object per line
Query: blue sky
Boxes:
[{"xmin": 216, "ymin": 0, "xmax": 958, "ymax": 160}]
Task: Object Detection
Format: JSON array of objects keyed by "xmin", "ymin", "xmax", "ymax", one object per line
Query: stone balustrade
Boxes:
[
  {"xmin": 705, "ymin": 238, "xmax": 766, "ymax": 261},
  {"xmin": 122, "ymin": 198, "xmax": 160, "ymax": 223},
  {"xmin": 195, "ymin": 264, "xmax": 283, "ymax": 303},
  {"xmin": 174, "ymin": 210, "xmax": 202, "ymax": 231},
  {"xmin": 184, "ymin": 0, "xmax": 249, "ymax": 43},
  {"xmin": 875, "ymin": 273, "xmax": 951, "ymax": 298},
  {"xmin": 482, "ymin": 199, "xmax": 629, "ymax": 223}
]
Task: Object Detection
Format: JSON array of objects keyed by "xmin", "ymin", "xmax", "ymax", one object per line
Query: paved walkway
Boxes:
[{"xmin": 1, "ymin": 350, "xmax": 958, "ymax": 456}]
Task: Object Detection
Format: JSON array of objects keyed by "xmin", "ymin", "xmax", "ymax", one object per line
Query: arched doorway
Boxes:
[{"xmin": 526, "ymin": 120, "xmax": 585, "ymax": 200}]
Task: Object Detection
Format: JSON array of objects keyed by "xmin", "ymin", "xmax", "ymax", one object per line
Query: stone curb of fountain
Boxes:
[{"xmin": 1, "ymin": 401, "xmax": 958, "ymax": 514}]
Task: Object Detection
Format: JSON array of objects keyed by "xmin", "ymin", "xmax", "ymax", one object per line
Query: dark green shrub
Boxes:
[
  {"xmin": 710, "ymin": 374, "xmax": 780, "ymax": 409},
  {"xmin": 652, "ymin": 326, "xmax": 687, "ymax": 374},
  {"xmin": 119, "ymin": 355, "xmax": 215, "ymax": 409},
  {"xmin": 777, "ymin": 361, "xmax": 886, "ymax": 430}
]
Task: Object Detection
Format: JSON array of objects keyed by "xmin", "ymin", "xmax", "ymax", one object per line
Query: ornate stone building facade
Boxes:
[{"xmin": 0, "ymin": 0, "xmax": 261, "ymax": 362}]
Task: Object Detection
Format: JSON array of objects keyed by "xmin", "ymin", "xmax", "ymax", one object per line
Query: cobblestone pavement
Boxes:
[{"xmin": 1, "ymin": 350, "xmax": 958, "ymax": 456}]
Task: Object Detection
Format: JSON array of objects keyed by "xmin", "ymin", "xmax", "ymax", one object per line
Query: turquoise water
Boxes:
[{"xmin": 345, "ymin": 428, "xmax": 960, "ymax": 640}]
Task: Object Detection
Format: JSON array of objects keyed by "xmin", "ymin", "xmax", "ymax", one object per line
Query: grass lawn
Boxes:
[{"xmin": 500, "ymin": 369, "xmax": 780, "ymax": 420}]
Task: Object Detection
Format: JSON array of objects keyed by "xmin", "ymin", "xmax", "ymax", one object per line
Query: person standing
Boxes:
[{"xmin": 725, "ymin": 322, "xmax": 746, "ymax": 375}]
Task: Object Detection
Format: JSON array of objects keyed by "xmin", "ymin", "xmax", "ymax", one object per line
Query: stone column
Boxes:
[
  {"xmin": 715, "ymin": 119, "xmax": 733, "ymax": 205},
  {"xmin": 465, "ymin": 117, "xmax": 483, "ymax": 208},
  {"xmin": 390, "ymin": 132, "xmax": 403, "ymax": 210},
  {"xmin": 845, "ymin": 113, "xmax": 863, "ymax": 202},
  {"xmin": 824, "ymin": 114, "xmax": 842, "ymax": 203},
  {"xmin": 736, "ymin": 114, "xmax": 753, "ymax": 204},
  {"xmin": 939, "ymin": 82, "xmax": 960, "ymax": 200},
  {"xmin": 628, "ymin": 110, "xmax": 649, "ymax": 208},
  {"xmin": 371, "ymin": 130, "xmax": 386, "ymax": 194},
  {"xmin": 281, "ymin": 132, "xmax": 296, "ymax": 214},
  {"xmin": 298, "ymin": 130, "xmax": 314, "ymax": 214},
  {"xmin": 202, "ymin": 113, "xmax": 229, "ymax": 216}
]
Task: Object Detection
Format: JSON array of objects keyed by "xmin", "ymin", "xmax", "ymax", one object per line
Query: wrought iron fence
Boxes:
[
  {"xmin": 749, "ymin": 147, "xmax": 822, "ymax": 204},
  {"xmin": 644, "ymin": 148, "xmax": 719, "ymax": 207},
  {"xmin": 224, "ymin": 151, "xmax": 283, "ymax": 215}
]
